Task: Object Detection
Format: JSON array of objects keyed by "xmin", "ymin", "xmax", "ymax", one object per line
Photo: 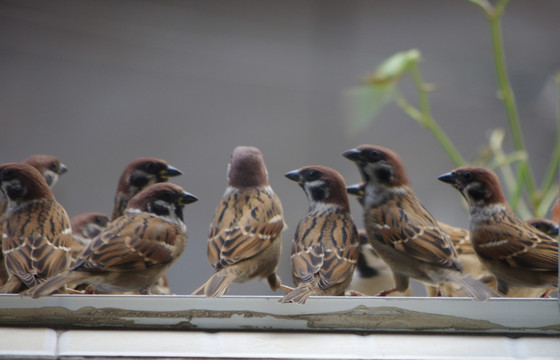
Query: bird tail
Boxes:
[
  {"xmin": 26, "ymin": 271, "xmax": 87, "ymax": 298},
  {"xmin": 191, "ymin": 268, "xmax": 238, "ymax": 297},
  {"xmin": 278, "ymin": 284, "xmax": 314, "ymax": 304},
  {"xmin": 445, "ymin": 271, "xmax": 500, "ymax": 301}
]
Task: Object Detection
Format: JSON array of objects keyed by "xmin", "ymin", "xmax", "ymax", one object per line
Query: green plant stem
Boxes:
[
  {"xmin": 404, "ymin": 62, "xmax": 466, "ymax": 167},
  {"xmin": 540, "ymin": 74, "xmax": 560, "ymax": 198}
]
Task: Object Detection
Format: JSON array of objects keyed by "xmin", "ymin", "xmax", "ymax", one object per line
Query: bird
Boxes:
[
  {"xmin": 279, "ymin": 166, "xmax": 359, "ymax": 304},
  {"xmin": 26, "ymin": 182, "xmax": 197, "ymax": 297},
  {"xmin": 347, "ymin": 229, "xmax": 412, "ymax": 296},
  {"xmin": 0, "ymin": 163, "xmax": 73, "ymax": 293},
  {"xmin": 526, "ymin": 218, "xmax": 559, "ymax": 238},
  {"xmin": 343, "ymin": 145, "xmax": 498, "ymax": 300},
  {"xmin": 0, "ymin": 155, "xmax": 68, "ymax": 286},
  {"xmin": 111, "ymin": 157, "xmax": 182, "ymax": 221},
  {"xmin": 438, "ymin": 166, "xmax": 558, "ymax": 296},
  {"xmin": 69, "ymin": 212, "xmax": 110, "ymax": 263},
  {"xmin": 192, "ymin": 146, "xmax": 288, "ymax": 297}
]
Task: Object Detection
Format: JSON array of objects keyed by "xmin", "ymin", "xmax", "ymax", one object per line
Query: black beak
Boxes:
[
  {"xmin": 342, "ymin": 149, "xmax": 363, "ymax": 162},
  {"xmin": 180, "ymin": 191, "xmax": 198, "ymax": 205},
  {"xmin": 437, "ymin": 172, "xmax": 456, "ymax": 185},
  {"xmin": 164, "ymin": 165, "xmax": 182, "ymax": 178},
  {"xmin": 59, "ymin": 164, "xmax": 69, "ymax": 175},
  {"xmin": 284, "ymin": 170, "xmax": 301, "ymax": 183},
  {"xmin": 346, "ymin": 183, "xmax": 364, "ymax": 198}
]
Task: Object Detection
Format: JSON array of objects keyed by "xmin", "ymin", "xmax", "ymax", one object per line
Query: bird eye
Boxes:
[
  {"xmin": 162, "ymin": 191, "xmax": 176, "ymax": 203},
  {"xmin": 49, "ymin": 162, "xmax": 58, "ymax": 171},
  {"xmin": 463, "ymin": 172, "xmax": 473, "ymax": 181},
  {"xmin": 368, "ymin": 149, "xmax": 382, "ymax": 162},
  {"xmin": 94, "ymin": 216, "xmax": 105, "ymax": 225},
  {"xmin": 306, "ymin": 170, "xmax": 320, "ymax": 181},
  {"xmin": 144, "ymin": 162, "xmax": 156, "ymax": 173},
  {"xmin": 1, "ymin": 169, "xmax": 14, "ymax": 180}
]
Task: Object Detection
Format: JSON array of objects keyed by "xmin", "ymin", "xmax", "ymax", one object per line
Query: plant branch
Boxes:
[
  {"xmin": 405, "ymin": 62, "xmax": 467, "ymax": 167},
  {"xmin": 540, "ymin": 74, "xmax": 560, "ymax": 199}
]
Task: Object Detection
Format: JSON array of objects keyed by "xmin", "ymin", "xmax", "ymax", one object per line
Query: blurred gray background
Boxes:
[{"xmin": 1, "ymin": 0, "xmax": 558, "ymax": 295}]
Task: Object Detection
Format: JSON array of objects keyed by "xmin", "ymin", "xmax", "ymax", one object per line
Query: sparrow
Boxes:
[
  {"xmin": 526, "ymin": 218, "xmax": 559, "ymax": 238},
  {"xmin": 27, "ymin": 182, "xmax": 197, "ymax": 297},
  {"xmin": 0, "ymin": 163, "xmax": 72, "ymax": 293},
  {"xmin": 192, "ymin": 146, "xmax": 288, "ymax": 297},
  {"xmin": 279, "ymin": 166, "xmax": 359, "ymax": 304},
  {"xmin": 438, "ymin": 166, "xmax": 558, "ymax": 296},
  {"xmin": 69, "ymin": 212, "xmax": 110, "ymax": 262},
  {"xmin": 111, "ymin": 157, "xmax": 182, "ymax": 221},
  {"xmin": 347, "ymin": 229, "xmax": 412, "ymax": 296},
  {"xmin": 343, "ymin": 145, "xmax": 498, "ymax": 300},
  {"xmin": 0, "ymin": 155, "xmax": 68, "ymax": 286},
  {"xmin": 347, "ymin": 181, "xmax": 490, "ymax": 297}
]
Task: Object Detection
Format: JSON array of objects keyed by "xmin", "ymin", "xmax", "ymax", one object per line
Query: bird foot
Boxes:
[
  {"xmin": 345, "ymin": 290, "xmax": 366, "ymax": 296},
  {"xmin": 375, "ymin": 288, "xmax": 398, "ymax": 297}
]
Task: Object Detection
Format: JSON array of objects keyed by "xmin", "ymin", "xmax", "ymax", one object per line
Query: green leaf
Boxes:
[
  {"xmin": 343, "ymin": 82, "xmax": 396, "ymax": 136},
  {"xmin": 367, "ymin": 49, "xmax": 421, "ymax": 85}
]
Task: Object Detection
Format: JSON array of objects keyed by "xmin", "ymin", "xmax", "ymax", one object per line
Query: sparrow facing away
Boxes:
[
  {"xmin": 27, "ymin": 183, "xmax": 197, "ymax": 297},
  {"xmin": 526, "ymin": 218, "xmax": 559, "ymax": 238},
  {"xmin": 438, "ymin": 166, "xmax": 558, "ymax": 295},
  {"xmin": 112, "ymin": 157, "xmax": 182, "ymax": 221},
  {"xmin": 279, "ymin": 166, "xmax": 359, "ymax": 304},
  {"xmin": 69, "ymin": 212, "xmax": 110, "ymax": 262},
  {"xmin": 192, "ymin": 146, "xmax": 288, "ymax": 297},
  {"xmin": 0, "ymin": 155, "xmax": 68, "ymax": 286},
  {"xmin": 343, "ymin": 145, "xmax": 498, "ymax": 300},
  {"xmin": 0, "ymin": 163, "xmax": 72, "ymax": 293}
]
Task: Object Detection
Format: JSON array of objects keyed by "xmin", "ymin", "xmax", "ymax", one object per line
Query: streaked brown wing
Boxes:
[
  {"xmin": 473, "ymin": 217, "xmax": 558, "ymax": 272},
  {"xmin": 369, "ymin": 194, "xmax": 459, "ymax": 270},
  {"xmin": 3, "ymin": 201, "xmax": 72, "ymax": 287},
  {"xmin": 207, "ymin": 188, "xmax": 284, "ymax": 270},
  {"xmin": 292, "ymin": 207, "xmax": 359, "ymax": 289},
  {"xmin": 74, "ymin": 213, "xmax": 178, "ymax": 272},
  {"xmin": 437, "ymin": 221, "xmax": 474, "ymax": 255}
]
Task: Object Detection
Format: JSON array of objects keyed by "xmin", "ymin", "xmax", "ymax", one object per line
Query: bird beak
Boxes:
[
  {"xmin": 437, "ymin": 172, "xmax": 456, "ymax": 185},
  {"xmin": 58, "ymin": 164, "xmax": 69, "ymax": 175},
  {"xmin": 180, "ymin": 191, "xmax": 198, "ymax": 205},
  {"xmin": 284, "ymin": 170, "xmax": 302, "ymax": 183},
  {"xmin": 163, "ymin": 165, "xmax": 182, "ymax": 178},
  {"xmin": 342, "ymin": 149, "xmax": 363, "ymax": 162},
  {"xmin": 346, "ymin": 183, "xmax": 364, "ymax": 198}
]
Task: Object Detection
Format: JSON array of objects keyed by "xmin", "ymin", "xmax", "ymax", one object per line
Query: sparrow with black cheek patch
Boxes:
[
  {"xmin": 112, "ymin": 157, "xmax": 182, "ymax": 221},
  {"xmin": 192, "ymin": 146, "xmax": 288, "ymax": 297},
  {"xmin": 0, "ymin": 163, "xmax": 72, "ymax": 293},
  {"xmin": 27, "ymin": 183, "xmax": 197, "ymax": 297},
  {"xmin": 0, "ymin": 155, "xmax": 68, "ymax": 286},
  {"xmin": 279, "ymin": 166, "xmax": 359, "ymax": 304},
  {"xmin": 346, "ymin": 181, "xmax": 490, "ymax": 297},
  {"xmin": 69, "ymin": 212, "xmax": 110, "ymax": 263},
  {"xmin": 438, "ymin": 167, "xmax": 558, "ymax": 296},
  {"xmin": 526, "ymin": 218, "xmax": 559, "ymax": 238},
  {"xmin": 343, "ymin": 145, "xmax": 498, "ymax": 300}
]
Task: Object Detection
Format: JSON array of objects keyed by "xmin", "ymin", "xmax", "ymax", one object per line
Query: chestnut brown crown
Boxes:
[
  {"xmin": 438, "ymin": 166, "xmax": 508, "ymax": 207},
  {"xmin": 227, "ymin": 146, "xmax": 269, "ymax": 190},
  {"xmin": 343, "ymin": 145, "xmax": 410, "ymax": 188},
  {"xmin": 0, "ymin": 162, "xmax": 54, "ymax": 202}
]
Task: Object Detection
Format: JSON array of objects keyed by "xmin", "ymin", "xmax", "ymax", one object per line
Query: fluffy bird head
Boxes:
[
  {"xmin": 438, "ymin": 167, "xmax": 508, "ymax": 209},
  {"xmin": 126, "ymin": 182, "xmax": 198, "ymax": 223},
  {"xmin": 343, "ymin": 145, "xmax": 410, "ymax": 188},
  {"xmin": 0, "ymin": 162, "xmax": 54, "ymax": 203},
  {"xmin": 227, "ymin": 146, "xmax": 269, "ymax": 190},
  {"xmin": 285, "ymin": 165, "xmax": 350, "ymax": 211},
  {"xmin": 23, "ymin": 154, "xmax": 68, "ymax": 188}
]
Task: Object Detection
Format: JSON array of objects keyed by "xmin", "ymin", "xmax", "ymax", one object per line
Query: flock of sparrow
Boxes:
[{"xmin": 0, "ymin": 145, "xmax": 558, "ymax": 303}]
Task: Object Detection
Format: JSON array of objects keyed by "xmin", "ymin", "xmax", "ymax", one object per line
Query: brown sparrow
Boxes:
[
  {"xmin": 112, "ymin": 157, "xmax": 182, "ymax": 221},
  {"xmin": 0, "ymin": 155, "xmax": 68, "ymax": 286},
  {"xmin": 526, "ymin": 218, "xmax": 559, "ymax": 238},
  {"xmin": 279, "ymin": 166, "xmax": 359, "ymax": 304},
  {"xmin": 0, "ymin": 163, "xmax": 72, "ymax": 293},
  {"xmin": 192, "ymin": 146, "xmax": 287, "ymax": 297},
  {"xmin": 69, "ymin": 212, "xmax": 110, "ymax": 263},
  {"xmin": 438, "ymin": 166, "xmax": 558, "ymax": 295},
  {"xmin": 343, "ymin": 145, "xmax": 498, "ymax": 300},
  {"xmin": 27, "ymin": 183, "xmax": 197, "ymax": 297}
]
